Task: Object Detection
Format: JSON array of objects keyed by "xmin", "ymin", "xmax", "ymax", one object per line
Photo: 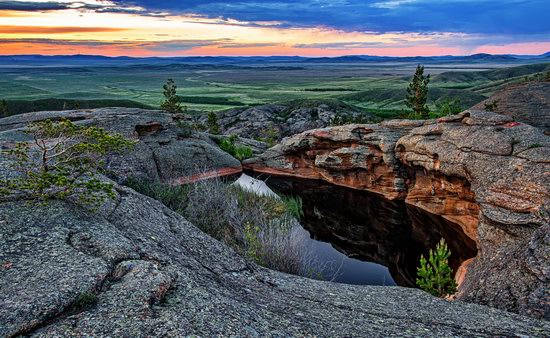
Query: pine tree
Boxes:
[
  {"xmin": 406, "ymin": 65, "xmax": 430, "ymax": 119},
  {"xmin": 160, "ymin": 79, "xmax": 184, "ymax": 113},
  {"xmin": 0, "ymin": 99, "xmax": 9, "ymax": 118},
  {"xmin": 416, "ymin": 238, "xmax": 457, "ymax": 297},
  {"xmin": 207, "ymin": 111, "xmax": 220, "ymax": 134}
]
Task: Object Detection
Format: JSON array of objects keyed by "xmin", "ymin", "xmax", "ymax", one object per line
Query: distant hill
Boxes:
[
  {"xmin": 433, "ymin": 62, "xmax": 550, "ymax": 84},
  {"xmin": 0, "ymin": 55, "xmax": 306, "ymax": 67},
  {"xmin": 301, "ymin": 53, "xmax": 548, "ymax": 64},
  {"xmin": 1, "ymin": 52, "xmax": 550, "ymax": 67},
  {"xmin": 3, "ymin": 98, "xmax": 154, "ymax": 116}
]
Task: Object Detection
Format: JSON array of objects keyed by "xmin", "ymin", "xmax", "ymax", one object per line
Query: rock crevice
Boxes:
[
  {"xmin": 1, "ymin": 108, "xmax": 549, "ymax": 336},
  {"xmin": 245, "ymin": 110, "xmax": 549, "ymax": 319}
]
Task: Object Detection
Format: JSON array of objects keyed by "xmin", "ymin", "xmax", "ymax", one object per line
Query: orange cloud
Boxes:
[{"xmin": 0, "ymin": 25, "xmax": 127, "ymax": 34}]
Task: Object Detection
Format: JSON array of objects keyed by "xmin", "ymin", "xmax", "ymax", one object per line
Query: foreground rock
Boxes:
[
  {"xmin": 471, "ymin": 80, "xmax": 550, "ymax": 132},
  {"xmin": 246, "ymin": 110, "xmax": 550, "ymax": 319},
  {"xmin": 1, "ymin": 181, "xmax": 549, "ymax": 337},
  {"xmin": 0, "ymin": 108, "xmax": 242, "ymax": 184},
  {"xmin": 206, "ymin": 99, "xmax": 369, "ymax": 142}
]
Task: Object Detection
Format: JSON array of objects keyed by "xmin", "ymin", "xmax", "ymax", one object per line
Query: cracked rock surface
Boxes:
[
  {"xmin": 1, "ymin": 184, "xmax": 549, "ymax": 337},
  {"xmin": 1, "ymin": 108, "xmax": 549, "ymax": 336}
]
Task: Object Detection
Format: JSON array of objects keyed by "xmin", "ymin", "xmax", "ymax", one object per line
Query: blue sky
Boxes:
[
  {"xmin": 0, "ymin": 0, "xmax": 549, "ymax": 56},
  {"xmin": 119, "ymin": 0, "xmax": 550, "ymax": 35}
]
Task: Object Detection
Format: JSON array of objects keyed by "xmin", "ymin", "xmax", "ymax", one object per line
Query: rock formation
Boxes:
[
  {"xmin": 245, "ymin": 110, "xmax": 550, "ymax": 319},
  {"xmin": 0, "ymin": 108, "xmax": 243, "ymax": 185},
  {"xmin": 205, "ymin": 100, "xmax": 368, "ymax": 141},
  {"xmin": 1, "ymin": 108, "xmax": 549, "ymax": 336},
  {"xmin": 471, "ymin": 80, "xmax": 550, "ymax": 132}
]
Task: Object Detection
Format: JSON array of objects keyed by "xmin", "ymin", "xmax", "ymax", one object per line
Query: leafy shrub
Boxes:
[
  {"xmin": 416, "ymin": 238, "xmax": 457, "ymax": 297},
  {"xmin": 0, "ymin": 119, "xmax": 135, "ymax": 206},
  {"xmin": 176, "ymin": 120, "xmax": 193, "ymax": 138},
  {"xmin": 281, "ymin": 195, "xmax": 304, "ymax": 220},
  {"xmin": 218, "ymin": 135, "xmax": 253, "ymax": 161},
  {"xmin": 431, "ymin": 98, "xmax": 462, "ymax": 118},
  {"xmin": 256, "ymin": 127, "xmax": 279, "ymax": 147},
  {"xmin": 73, "ymin": 292, "xmax": 98, "ymax": 310},
  {"xmin": 484, "ymin": 100, "xmax": 499, "ymax": 112}
]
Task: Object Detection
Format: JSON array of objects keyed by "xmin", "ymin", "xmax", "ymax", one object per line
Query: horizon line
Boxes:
[{"xmin": 2, "ymin": 51, "xmax": 550, "ymax": 59}]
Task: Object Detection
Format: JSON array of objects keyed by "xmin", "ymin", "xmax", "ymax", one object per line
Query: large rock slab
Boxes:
[
  {"xmin": 1, "ymin": 182, "xmax": 549, "ymax": 337},
  {"xmin": 246, "ymin": 110, "xmax": 550, "ymax": 319},
  {"xmin": 471, "ymin": 80, "xmax": 550, "ymax": 132},
  {"xmin": 0, "ymin": 108, "xmax": 242, "ymax": 184}
]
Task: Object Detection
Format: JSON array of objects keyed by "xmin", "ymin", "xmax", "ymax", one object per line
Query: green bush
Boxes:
[
  {"xmin": 281, "ymin": 195, "xmax": 304, "ymax": 220},
  {"xmin": 256, "ymin": 127, "xmax": 279, "ymax": 147},
  {"xmin": 218, "ymin": 135, "xmax": 253, "ymax": 161},
  {"xmin": 484, "ymin": 100, "xmax": 499, "ymax": 112},
  {"xmin": 73, "ymin": 292, "xmax": 98, "ymax": 310},
  {"xmin": 416, "ymin": 238, "xmax": 457, "ymax": 297},
  {"xmin": 176, "ymin": 120, "xmax": 193, "ymax": 138},
  {"xmin": 431, "ymin": 98, "xmax": 462, "ymax": 118},
  {"xmin": 1, "ymin": 119, "xmax": 135, "ymax": 206}
]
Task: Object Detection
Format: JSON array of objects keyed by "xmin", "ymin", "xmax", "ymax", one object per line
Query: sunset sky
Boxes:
[{"xmin": 1, "ymin": 0, "xmax": 549, "ymax": 56}]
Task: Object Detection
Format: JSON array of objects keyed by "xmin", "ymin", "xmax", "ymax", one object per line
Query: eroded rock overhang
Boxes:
[{"xmin": 244, "ymin": 110, "xmax": 550, "ymax": 318}]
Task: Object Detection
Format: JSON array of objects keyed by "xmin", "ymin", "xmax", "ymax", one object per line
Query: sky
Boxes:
[{"xmin": 0, "ymin": 0, "xmax": 549, "ymax": 56}]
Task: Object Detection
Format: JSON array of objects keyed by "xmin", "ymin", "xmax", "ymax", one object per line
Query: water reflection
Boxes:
[{"xmin": 263, "ymin": 176, "xmax": 477, "ymax": 287}]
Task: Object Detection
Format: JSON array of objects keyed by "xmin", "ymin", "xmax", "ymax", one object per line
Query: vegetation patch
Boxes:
[
  {"xmin": 300, "ymin": 88, "xmax": 359, "ymax": 92},
  {"xmin": 1, "ymin": 98, "xmax": 153, "ymax": 116},
  {"xmin": 0, "ymin": 119, "xmax": 135, "ymax": 206},
  {"xmin": 416, "ymin": 239, "xmax": 457, "ymax": 297},
  {"xmin": 179, "ymin": 96, "xmax": 246, "ymax": 106},
  {"xmin": 217, "ymin": 135, "xmax": 253, "ymax": 161},
  {"xmin": 72, "ymin": 292, "xmax": 99, "ymax": 311},
  {"xmin": 126, "ymin": 177, "xmax": 323, "ymax": 278}
]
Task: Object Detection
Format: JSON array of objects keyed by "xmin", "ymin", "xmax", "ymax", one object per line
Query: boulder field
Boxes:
[
  {"xmin": 245, "ymin": 110, "xmax": 550, "ymax": 320},
  {"xmin": 203, "ymin": 100, "xmax": 367, "ymax": 141},
  {"xmin": 0, "ymin": 108, "xmax": 549, "ymax": 336}
]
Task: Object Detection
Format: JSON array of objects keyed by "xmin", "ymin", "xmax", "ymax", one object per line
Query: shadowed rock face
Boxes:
[
  {"xmin": 263, "ymin": 177, "xmax": 478, "ymax": 288},
  {"xmin": 246, "ymin": 110, "xmax": 550, "ymax": 319}
]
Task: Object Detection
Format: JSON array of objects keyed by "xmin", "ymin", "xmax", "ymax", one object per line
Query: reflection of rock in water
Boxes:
[{"xmin": 264, "ymin": 177, "xmax": 478, "ymax": 287}]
